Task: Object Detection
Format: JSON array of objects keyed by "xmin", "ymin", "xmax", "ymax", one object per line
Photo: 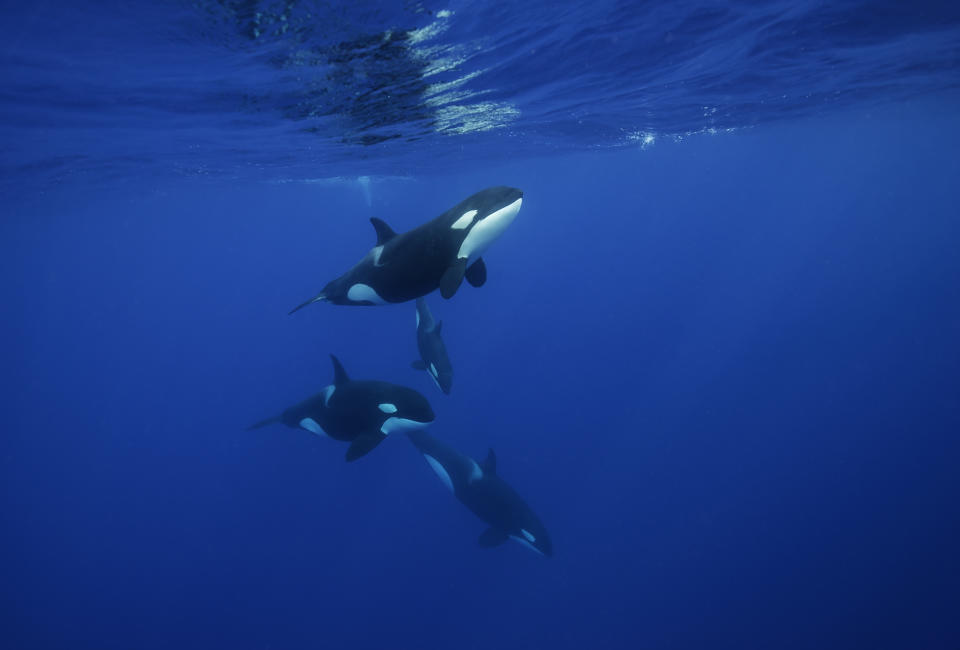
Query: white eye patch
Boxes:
[{"xmin": 450, "ymin": 209, "xmax": 478, "ymax": 229}]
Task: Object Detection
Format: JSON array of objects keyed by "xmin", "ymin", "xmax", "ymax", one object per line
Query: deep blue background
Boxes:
[{"xmin": 3, "ymin": 102, "xmax": 959, "ymax": 649}]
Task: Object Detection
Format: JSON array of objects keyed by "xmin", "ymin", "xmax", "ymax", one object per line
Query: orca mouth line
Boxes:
[{"xmin": 288, "ymin": 292, "xmax": 327, "ymax": 315}]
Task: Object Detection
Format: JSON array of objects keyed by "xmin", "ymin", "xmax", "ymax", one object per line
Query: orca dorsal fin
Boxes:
[
  {"xmin": 330, "ymin": 354, "xmax": 350, "ymax": 385},
  {"xmin": 481, "ymin": 448, "xmax": 497, "ymax": 475},
  {"xmin": 370, "ymin": 217, "xmax": 397, "ymax": 246}
]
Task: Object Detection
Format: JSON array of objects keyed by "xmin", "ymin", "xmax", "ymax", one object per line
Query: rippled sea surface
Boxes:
[{"xmin": 2, "ymin": 0, "xmax": 958, "ymax": 194}]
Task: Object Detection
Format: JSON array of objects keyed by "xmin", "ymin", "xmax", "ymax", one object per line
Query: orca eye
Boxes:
[{"xmin": 378, "ymin": 403, "xmax": 398, "ymax": 414}]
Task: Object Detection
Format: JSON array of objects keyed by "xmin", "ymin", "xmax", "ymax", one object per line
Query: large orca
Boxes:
[
  {"xmin": 248, "ymin": 355, "xmax": 435, "ymax": 461},
  {"xmin": 412, "ymin": 298, "xmax": 453, "ymax": 395},
  {"xmin": 407, "ymin": 431, "xmax": 553, "ymax": 557},
  {"xmin": 289, "ymin": 186, "xmax": 523, "ymax": 312}
]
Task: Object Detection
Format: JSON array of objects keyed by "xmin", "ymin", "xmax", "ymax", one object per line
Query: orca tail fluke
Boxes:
[
  {"xmin": 288, "ymin": 292, "xmax": 326, "ymax": 315},
  {"xmin": 246, "ymin": 415, "xmax": 281, "ymax": 430}
]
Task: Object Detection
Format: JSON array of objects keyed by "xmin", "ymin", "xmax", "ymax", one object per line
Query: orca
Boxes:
[
  {"xmin": 412, "ymin": 298, "xmax": 453, "ymax": 394},
  {"xmin": 406, "ymin": 430, "xmax": 553, "ymax": 557},
  {"xmin": 289, "ymin": 186, "xmax": 523, "ymax": 312},
  {"xmin": 248, "ymin": 355, "xmax": 435, "ymax": 461}
]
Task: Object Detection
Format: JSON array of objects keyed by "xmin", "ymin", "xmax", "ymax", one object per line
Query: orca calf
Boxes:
[
  {"xmin": 249, "ymin": 355, "xmax": 435, "ymax": 461},
  {"xmin": 289, "ymin": 186, "xmax": 523, "ymax": 312},
  {"xmin": 412, "ymin": 298, "xmax": 453, "ymax": 394},
  {"xmin": 407, "ymin": 430, "xmax": 553, "ymax": 557}
]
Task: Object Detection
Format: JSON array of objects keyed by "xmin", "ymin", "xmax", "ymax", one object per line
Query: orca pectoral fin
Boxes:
[
  {"xmin": 345, "ymin": 432, "xmax": 386, "ymax": 462},
  {"xmin": 440, "ymin": 259, "xmax": 468, "ymax": 299},
  {"xmin": 412, "ymin": 360, "xmax": 427, "ymax": 371},
  {"xmin": 478, "ymin": 527, "xmax": 509, "ymax": 548},
  {"xmin": 246, "ymin": 415, "xmax": 281, "ymax": 430},
  {"xmin": 465, "ymin": 258, "xmax": 487, "ymax": 287},
  {"xmin": 289, "ymin": 292, "xmax": 327, "ymax": 315}
]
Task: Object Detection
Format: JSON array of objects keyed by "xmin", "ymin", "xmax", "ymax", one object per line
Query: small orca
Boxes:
[
  {"xmin": 248, "ymin": 355, "xmax": 435, "ymax": 461},
  {"xmin": 289, "ymin": 186, "xmax": 523, "ymax": 312},
  {"xmin": 412, "ymin": 298, "xmax": 453, "ymax": 394},
  {"xmin": 406, "ymin": 430, "xmax": 553, "ymax": 557}
]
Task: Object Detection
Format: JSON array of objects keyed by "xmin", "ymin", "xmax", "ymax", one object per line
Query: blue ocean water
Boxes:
[{"xmin": 2, "ymin": 1, "xmax": 960, "ymax": 649}]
